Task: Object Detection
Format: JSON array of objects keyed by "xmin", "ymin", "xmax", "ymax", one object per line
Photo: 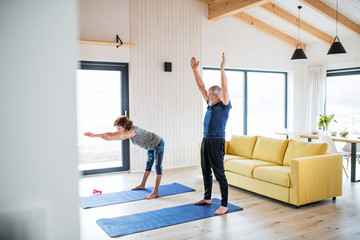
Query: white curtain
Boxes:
[{"xmin": 306, "ymin": 65, "xmax": 326, "ymax": 131}]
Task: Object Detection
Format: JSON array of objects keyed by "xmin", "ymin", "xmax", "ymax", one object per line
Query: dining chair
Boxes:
[
  {"xmin": 342, "ymin": 142, "xmax": 360, "ymax": 171},
  {"xmin": 318, "ymin": 135, "xmax": 350, "ymax": 178}
]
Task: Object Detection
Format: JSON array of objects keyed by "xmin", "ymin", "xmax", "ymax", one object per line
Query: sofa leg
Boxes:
[
  {"xmin": 295, "ymin": 206, "xmax": 299, "ymax": 209},
  {"xmin": 332, "ymin": 197, "xmax": 336, "ymax": 201}
]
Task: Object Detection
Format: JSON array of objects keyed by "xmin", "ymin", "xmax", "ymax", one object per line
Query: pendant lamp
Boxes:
[
  {"xmin": 328, "ymin": 0, "xmax": 347, "ymax": 55},
  {"xmin": 291, "ymin": 6, "xmax": 307, "ymax": 61}
]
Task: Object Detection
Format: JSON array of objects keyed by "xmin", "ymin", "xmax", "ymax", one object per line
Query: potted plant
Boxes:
[{"xmin": 318, "ymin": 114, "xmax": 337, "ymax": 131}]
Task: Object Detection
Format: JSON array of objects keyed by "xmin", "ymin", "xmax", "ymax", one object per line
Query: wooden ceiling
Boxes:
[{"xmin": 199, "ymin": 0, "xmax": 360, "ymax": 50}]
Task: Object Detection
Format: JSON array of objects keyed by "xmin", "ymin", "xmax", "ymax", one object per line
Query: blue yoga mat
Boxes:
[
  {"xmin": 80, "ymin": 183, "xmax": 195, "ymax": 209},
  {"xmin": 97, "ymin": 198, "xmax": 243, "ymax": 237}
]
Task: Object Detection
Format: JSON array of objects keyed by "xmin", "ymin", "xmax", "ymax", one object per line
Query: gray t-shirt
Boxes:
[{"xmin": 130, "ymin": 125, "xmax": 162, "ymax": 150}]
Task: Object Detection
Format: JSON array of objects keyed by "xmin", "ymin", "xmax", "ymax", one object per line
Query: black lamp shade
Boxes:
[
  {"xmin": 291, "ymin": 48, "xmax": 307, "ymax": 60},
  {"xmin": 327, "ymin": 40, "xmax": 347, "ymax": 55}
]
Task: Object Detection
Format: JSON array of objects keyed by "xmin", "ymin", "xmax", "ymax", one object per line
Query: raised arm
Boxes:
[
  {"xmin": 190, "ymin": 57, "xmax": 208, "ymax": 102},
  {"xmin": 220, "ymin": 53, "xmax": 229, "ymax": 105}
]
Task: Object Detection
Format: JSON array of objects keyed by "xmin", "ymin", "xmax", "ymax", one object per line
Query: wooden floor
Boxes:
[{"xmin": 79, "ymin": 166, "xmax": 360, "ymax": 240}]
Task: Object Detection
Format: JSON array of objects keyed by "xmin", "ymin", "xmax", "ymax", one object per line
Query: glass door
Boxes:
[{"xmin": 76, "ymin": 61, "xmax": 129, "ymax": 175}]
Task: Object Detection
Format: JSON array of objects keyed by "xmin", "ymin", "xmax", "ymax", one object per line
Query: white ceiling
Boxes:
[{"xmin": 243, "ymin": 0, "xmax": 360, "ymax": 44}]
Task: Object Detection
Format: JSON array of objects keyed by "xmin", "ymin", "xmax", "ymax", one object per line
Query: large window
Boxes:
[
  {"xmin": 77, "ymin": 61, "xmax": 129, "ymax": 175},
  {"xmin": 326, "ymin": 67, "xmax": 360, "ymax": 134},
  {"xmin": 203, "ymin": 68, "xmax": 287, "ymax": 139},
  {"xmin": 247, "ymin": 72, "xmax": 286, "ymax": 136}
]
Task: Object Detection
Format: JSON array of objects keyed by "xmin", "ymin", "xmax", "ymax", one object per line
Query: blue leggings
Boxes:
[{"xmin": 145, "ymin": 139, "xmax": 165, "ymax": 174}]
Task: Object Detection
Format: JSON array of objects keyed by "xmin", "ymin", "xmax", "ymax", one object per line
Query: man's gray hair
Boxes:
[{"xmin": 209, "ymin": 85, "xmax": 222, "ymax": 97}]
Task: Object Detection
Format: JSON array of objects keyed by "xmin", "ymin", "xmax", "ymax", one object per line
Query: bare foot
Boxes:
[
  {"xmin": 215, "ymin": 206, "xmax": 228, "ymax": 215},
  {"xmin": 132, "ymin": 185, "xmax": 145, "ymax": 190},
  {"xmin": 194, "ymin": 199, "xmax": 212, "ymax": 205},
  {"xmin": 144, "ymin": 192, "xmax": 158, "ymax": 199}
]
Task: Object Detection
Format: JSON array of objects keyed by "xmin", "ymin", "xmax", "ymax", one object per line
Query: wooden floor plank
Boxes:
[{"xmin": 79, "ymin": 166, "xmax": 360, "ymax": 240}]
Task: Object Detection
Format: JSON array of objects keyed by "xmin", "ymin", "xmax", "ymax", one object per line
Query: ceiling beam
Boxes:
[
  {"xmin": 300, "ymin": 0, "xmax": 360, "ymax": 38},
  {"xmin": 208, "ymin": 0, "xmax": 271, "ymax": 21},
  {"xmin": 261, "ymin": 3, "xmax": 333, "ymax": 45},
  {"xmin": 232, "ymin": 12, "xmax": 306, "ymax": 50}
]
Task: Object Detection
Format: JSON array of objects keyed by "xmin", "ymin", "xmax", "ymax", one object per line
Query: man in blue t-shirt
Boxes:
[{"xmin": 190, "ymin": 53, "xmax": 232, "ymax": 215}]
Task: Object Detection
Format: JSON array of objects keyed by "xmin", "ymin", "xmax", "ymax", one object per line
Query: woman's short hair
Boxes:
[
  {"xmin": 209, "ymin": 85, "xmax": 222, "ymax": 97},
  {"xmin": 114, "ymin": 116, "xmax": 133, "ymax": 131}
]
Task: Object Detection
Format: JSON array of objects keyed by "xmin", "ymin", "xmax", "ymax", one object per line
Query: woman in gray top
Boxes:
[{"xmin": 84, "ymin": 116, "xmax": 165, "ymax": 199}]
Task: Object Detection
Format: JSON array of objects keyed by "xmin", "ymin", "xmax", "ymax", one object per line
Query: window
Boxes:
[
  {"xmin": 203, "ymin": 68, "xmax": 287, "ymax": 139},
  {"xmin": 247, "ymin": 72, "xmax": 286, "ymax": 136},
  {"xmin": 326, "ymin": 67, "xmax": 360, "ymax": 134},
  {"xmin": 77, "ymin": 61, "xmax": 129, "ymax": 175}
]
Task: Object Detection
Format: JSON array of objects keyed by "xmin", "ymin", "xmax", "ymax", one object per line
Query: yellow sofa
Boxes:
[{"xmin": 199, "ymin": 135, "xmax": 343, "ymax": 207}]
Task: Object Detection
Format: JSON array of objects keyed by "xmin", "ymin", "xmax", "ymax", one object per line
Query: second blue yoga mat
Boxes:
[
  {"xmin": 97, "ymin": 198, "xmax": 243, "ymax": 237},
  {"xmin": 80, "ymin": 183, "xmax": 195, "ymax": 208}
]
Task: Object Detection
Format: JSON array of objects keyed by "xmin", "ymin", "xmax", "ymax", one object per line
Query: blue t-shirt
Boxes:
[{"xmin": 203, "ymin": 100, "xmax": 232, "ymax": 138}]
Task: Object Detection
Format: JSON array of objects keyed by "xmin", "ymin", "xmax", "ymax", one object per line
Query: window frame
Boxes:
[
  {"xmin": 78, "ymin": 61, "xmax": 130, "ymax": 175},
  {"xmin": 325, "ymin": 66, "xmax": 360, "ymax": 127}
]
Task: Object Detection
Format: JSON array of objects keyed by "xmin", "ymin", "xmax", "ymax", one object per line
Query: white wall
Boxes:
[
  {"xmin": 0, "ymin": 1, "xmax": 79, "ymax": 240},
  {"xmin": 78, "ymin": 0, "xmax": 131, "ymax": 62}
]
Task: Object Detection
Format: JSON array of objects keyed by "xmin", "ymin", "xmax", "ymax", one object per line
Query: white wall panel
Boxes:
[{"xmin": 130, "ymin": 0, "xmax": 203, "ymax": 172}]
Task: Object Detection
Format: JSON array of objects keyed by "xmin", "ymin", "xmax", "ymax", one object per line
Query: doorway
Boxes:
[{"xmin": 76, "ymin": 61, "xmax": 129, "ymax": 175}]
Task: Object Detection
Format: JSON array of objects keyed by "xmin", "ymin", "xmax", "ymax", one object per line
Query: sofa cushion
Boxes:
[
  {"xmin": 224, "ymin": 155, "xmax": 249, "ymax": 164},
  {"xmin": 253, "ymin": 166, "xmax": 291, "ymax": 187},
  {"xmin": 252, "ymin": 136, "xmax": 289, "ymax": 165},
  {"xmin": 227, "ymin": 135, "xmax": 258, "ymax": 158},
  {"xmin": 225, "ymin": 159, "xmax": 279, "ymax": 178},
  {"xmin": 283, "ymin": 139, "xmax": 328, "ymax": 166}
]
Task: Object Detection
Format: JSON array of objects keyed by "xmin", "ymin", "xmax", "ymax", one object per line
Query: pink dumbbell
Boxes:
[{"xmin": 93, "ymin": 189, "xmax": 102, "ymax": 195}]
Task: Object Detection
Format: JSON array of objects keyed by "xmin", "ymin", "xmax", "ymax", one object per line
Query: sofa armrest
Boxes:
[
  {"xmin": 225, "ymin": 141, "xmax": 229, "ymax": 154},
  {"xmin": 289, "ymin": 153, "xmax": 342, "ymax": 206}
]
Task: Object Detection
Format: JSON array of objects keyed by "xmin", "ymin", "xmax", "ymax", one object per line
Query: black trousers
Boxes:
[{"xmin": 201, "ymin": 137, "xmax": 228, "ymax": 207}]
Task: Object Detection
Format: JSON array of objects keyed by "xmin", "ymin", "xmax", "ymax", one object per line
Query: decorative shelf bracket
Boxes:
[{"xmin": 116, "ymin": 34, "xmax": 123, "ymax": 48}]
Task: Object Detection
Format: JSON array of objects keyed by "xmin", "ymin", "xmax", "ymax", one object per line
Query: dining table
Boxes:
[{"xmin": 275, "ymin": 130, "xmax": 360, "ymax": 182}]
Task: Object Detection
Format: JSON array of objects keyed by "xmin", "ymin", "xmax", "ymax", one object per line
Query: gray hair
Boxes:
[{"xmin": 209, "ymin": 85, "xmax": 221, "ymax": 97}]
